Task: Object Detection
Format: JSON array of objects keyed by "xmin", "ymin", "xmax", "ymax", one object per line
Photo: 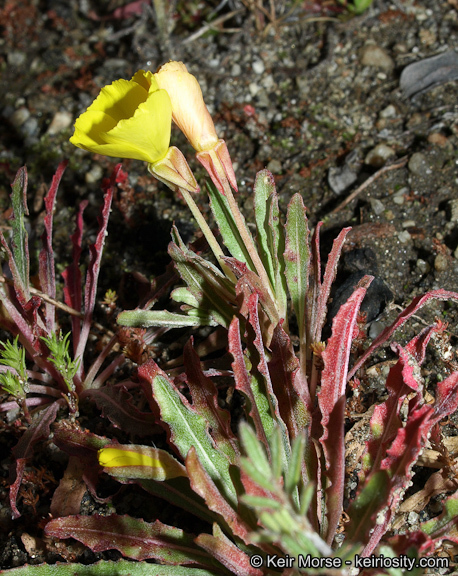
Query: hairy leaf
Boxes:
[
  {"xmin": 0, "ymin": 560, "xmax": 219, "ymax": 576},
  {"xmin": 45, "ymin": 514, "xmax": 212, "ymax": 564},
  {"xmin": 318, "ymin": 277, "xmax": 372, "ymax": 544}
]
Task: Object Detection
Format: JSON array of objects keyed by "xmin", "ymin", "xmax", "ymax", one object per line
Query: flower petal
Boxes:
[{"xmin": 102, "ymin": 89, "xmax": 172, "ymax": 163}]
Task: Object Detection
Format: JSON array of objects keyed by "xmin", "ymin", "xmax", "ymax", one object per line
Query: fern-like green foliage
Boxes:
[
  {"xmin": 41, "ymin": 332, "xmax": 80, "ymax": 393},
  {"xmin": 0, "ymin": 336, "xmax": 28, "ymax": 397}
]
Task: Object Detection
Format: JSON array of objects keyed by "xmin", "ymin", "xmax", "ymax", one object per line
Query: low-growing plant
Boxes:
[{"xmin": 1, "ymin": 62, "xmax": 458, "ymax": 576}]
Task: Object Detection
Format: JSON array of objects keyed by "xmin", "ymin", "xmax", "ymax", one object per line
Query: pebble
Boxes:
[
  {"xmin": 369, "ymin": 198, "xmax": 385, "ymax": 215},
  {"xmin": 7, "ymin": 51, "xmax": 26, "ymax": 66},
  {"xmin": 365, "ymin": 144, "xmax": 395, "ymax": 168},
  {"xmin": 252, "ymin": 59, "xmax": 265, "ymax": 75},
  {"xmin": 427, "ymin": 132, "xmax": 448, "ymax": 147},
  {"xmin": 416, "ymin": 259, "xmax": 430, "ymax": 274},
  {"xmin": 379, "ymin": 105, "xmax": 397, "ymax": 119},
  {"xmin": 11, "ymin": 107, "xmax": 31, "ymax": 128},
  {"xmin": 408, "ymin": 152, "xmax": 431, "ymax": 176},
  {"xmin": 231, "ymin": 64, "xmax": 241, "ymax": 76},
  {"xmin": 449, "ymin": 199, "xmax": 458, "ymax": 223},
  {"xmin": 47, "ymin": 111, "xmax": 73, "ymax": 135},
  {"xmin": 267, "ymin": 159, "xmax": 282, "ymax": 174},
  {"xmin": 434, "ymin": 254, "xmax": 448, "ymax": 272},
  {"xmin": 85, "ymin": 164, "xmax": 104, "ymax": 184},
  {"xmin": 360, "ymin": 44, "xmax": 394, "ymax": 71},
  {"xmin": 402, "ymin": 220, "xmax": 416, "ymax": 228},
  {"xmin": 398, "ymin": 230, "xmax": 411, "ymax": 243}
]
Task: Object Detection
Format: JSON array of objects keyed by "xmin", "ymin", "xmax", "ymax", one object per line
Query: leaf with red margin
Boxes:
[
  {"xmin": 45, "ymin": 514, "xmax": 213, "ymax": 565},
  {"xmin": 1, "ymin": 166, "xmax": 30, "ymax": 304},
  {"xmin": 308, "ymin": 226, "xmax": 352, "ymax": 346},
  {"xmin": 74, "ymin": 167, "xmax": 116, "ymax": 368},
  {"xmin": 430, "ymin": 371, "xmax": 458, "ymax": 427},
  {"xmin": 318, "ymin": 277, "xmax": 372, "ymax": 544},
  {"xmin": 39, "ymin": 160, "xmax": 67, "ymax": 332},
  {"xmin": 360, "ymin": 324, "xmax": 439, "ymax": 483},
  {"xmin": 228, "ymin": 316, "xmax": 268, "ymax": 450},
  {"xmin": 195, "ymin": 523, "xmax": 263, "ymax": 576},
  {"xmin": 186, "ymin": 447, "xmax": 252, "ymax": 544},
  {"xmin": 10, "ymin": 403, "xmax": 59, "ymax": 518},
  {"xmin": 268, "ymin": 322, "xmax": 310, "ymax": 440},
  {"xmin": 138, "ymin": 360, "xmax": 238, "ymax": 507},
  {"xmin": 183, "ymin": 339, "xmax": 239, "ymax": 462},
  {"xmin": 62, "ymin": 199, "xmax": 87, "ymax": 348},
  {"xmin": 348, "ymin": 289, "xmax": 458, "ymax": 380}
]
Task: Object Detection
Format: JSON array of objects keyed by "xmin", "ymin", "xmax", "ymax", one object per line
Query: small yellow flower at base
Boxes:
[
  {"xmin": 98, "ymin": 446, "xmax": 187, "ymax": 481},
  {"xmin": 155, "ymin": 61, "xmax": 218, "ymax": 153},
  {"xmin": 149, "ymin": 146, "xmax": 199, "ymax": 194},
  {"xmin": 70, "ymin": 70, "xmax": 172, "ymax": 164}
]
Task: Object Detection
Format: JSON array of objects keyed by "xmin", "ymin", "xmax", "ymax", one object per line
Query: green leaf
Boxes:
[
  {"xmin": 9, "ymin": 167, "xmax": 30, "ymax": 297},
  {"xmin": 284, "ymin": 194, "xmax": 310, "ymax": 342},
  {"xmin": 152, "ymin": 374, "xmax": 237, "ymax": 506},
  {"xmin": 41, "ymin": 332, "xmax": 79, "ymax": 392},
  {"xmin": 284, "ymin": 432, "xmax": 305, "ymax": 496},
  {"xmin": 253, "ymin": 170, "xmax": 287, "ymax": 318},
  {"xmin": 345, "ymin": 470, "xmax": 391, "ymax": 542},
  {"xmin": 118, "ymin": 309, "xmax": 217, "ymax": 327},
  {"xmin": 239, "ymin": 423, "xmax": 271, "ymax": 478},
  {"xmin": 207, "ymin": 181, "xmax": 253, "ymax": 268},
  {"xmin": 0, "ymin": 560, "xmax": 219, "ymax": 576}
]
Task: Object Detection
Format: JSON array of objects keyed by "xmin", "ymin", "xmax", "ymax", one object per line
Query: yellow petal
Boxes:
[
  {"xmin": 89, "ymin": 79, "xmax": 148, "ymax": 122},
  {"xmin": 98, "ymin": 446, "xmax": 187, "ymax": 481},
  {"xmin": 70, "ymin": 71, "xmax": 172, "ymax": 162},
  {"xmin": 102, "ymin": 89, "xmax": 172, "ymax": 163}
]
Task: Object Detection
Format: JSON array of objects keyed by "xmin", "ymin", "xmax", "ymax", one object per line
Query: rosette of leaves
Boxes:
[{"xmin": 36, "ymin": 170, "xmax": 458, "ymax": 575}]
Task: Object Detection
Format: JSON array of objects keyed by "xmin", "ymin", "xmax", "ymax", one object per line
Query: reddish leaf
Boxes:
[
  {"xmin": 62, "ymin": 199, "xmax": 87, "ymax": 349},
  {"xmin": 430, "ymin": 370, "xmax": 458, "ymax": 427},
  {"xmin": 45, "ymin": 514, "xmax": 212, "ymax": 565},
  {"xmin": 348, "ymin": 289, "xmax": 458, "ymax": 380},
  {"xmin": 268, "ymin": 323, "xmax": 310, "ymax": 439},
  {"xmin": 39, "ymin": 160, "xmax": 67, "ymax": 332},
  {"xmin": 186, "ymin": 447, "xmax": 251, "ymax": 544},
  {"xmin": 75, "ymin": 167, "xmax": 117, "ymax": 370},
  {"xmin": 196, "ymin": 524, "xmax": 263, "ymax": 576},
  {"xmin": 229, "ymin": 317, "xmax": 268, "ymax": 449},
  {"xmin": 318, "ymin": 277, "xmax": 372, "ymax": 544}
]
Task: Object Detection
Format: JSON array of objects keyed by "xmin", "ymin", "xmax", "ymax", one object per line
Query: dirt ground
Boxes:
[{"xmin": 0, "ymin": 0, "xmax": 458, "ymax": 571}]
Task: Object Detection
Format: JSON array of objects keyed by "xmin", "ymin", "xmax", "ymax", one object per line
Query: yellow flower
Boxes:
[
  {"xmin": 155, "ymin": 61, "xmax": 218, "ymax": 153},
  {"xmin": 70, "ymin": 70, "xmax": 172, "ymax": 163}
]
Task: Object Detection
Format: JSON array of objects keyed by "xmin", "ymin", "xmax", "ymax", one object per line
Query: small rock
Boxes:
[
  {"xmin": 416, "ymin": 259, "xmax": 430, "ymax": 274},
  {"xmin": 449, "ymin": 199, "xmax": 458, "ymax": 223},
  {"xmin": 427, "ymin": 132, "xmax": 448, "ymax": 147},
  {"xmin": 7, "ymin": 51, "xmax": 26, "ymax": 66},
  {"xmin": 408, "ymin": 152, "xmax": 431, "ymax": 176},
  {"xmin": 361, "ymin": 45, "xmax": 394, "ymax": 71},
  {"xmin": 434, "ymin": 254, "xmax": 448, "ymax": 272},
  {"xmin": 369, "ymin": 198, "xmax": 385, "ymax": 215},
  {"xmin": 380, "ymin": 105, "xmax": 397, "ymax": 119},
  {"xmin": 47, "ymin": 111, "xmax": 73, "ymax": 135},
  {"xmin": 252, "ymin": 59, "xmax": 265, "ymax": 75},
  {"xmin": 11, "ymin": 107, "xmax": 30, "ymax": 128},
  {"xmin": 398, "ymin": 231, "xmax": 411, "ymax": 243},
  {"xmin": 85, "ymin": 164, "xmax": 104, "ymax": 184},
  {"xmin": 267, "ymin": 159, "xmax": 282, "ymax": 174},
  {"xmin": 365, "ymin": 144, "xmax": 395, "ymax": 168},
  {"xmin": 231, "ymin": 64, "xmax": 241, "ymax": 76},
  {"xmin": 249, "ymin": 83, "xmax": 260, "ymax": 97},
  {"xmin": 402, "ymin": 220, "xmax": 416, "ymax": 228}
]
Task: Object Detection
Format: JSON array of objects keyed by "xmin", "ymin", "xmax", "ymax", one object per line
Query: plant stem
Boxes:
[
  {"xmin": 216, "ymin": 166, "xmax": 275, "ymax": 302},
  {"xmin": 178, "ymin": 187, "xmax": 236, "ymax": 282}
]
